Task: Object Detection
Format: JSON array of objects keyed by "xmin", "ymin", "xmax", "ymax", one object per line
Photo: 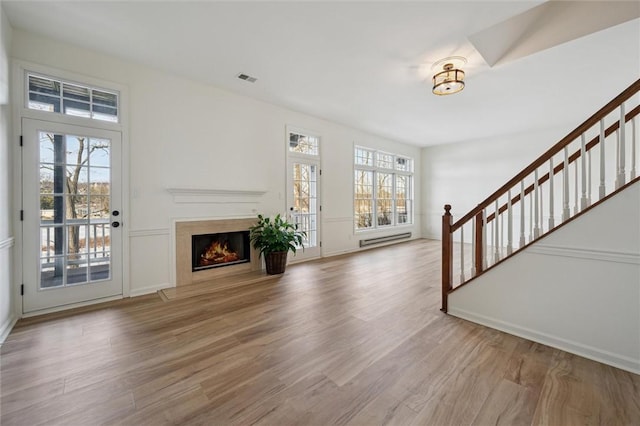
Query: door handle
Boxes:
[{"xmin": 112, "ymin": 221, "xmax": 120, "ymax": 228}]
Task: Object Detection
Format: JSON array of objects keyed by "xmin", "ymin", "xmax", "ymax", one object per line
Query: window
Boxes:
[
  {"xmin": 27, "ymin": 74, "xmax": 119, "ymax": 123},
  {"xmin": 289, "ymin": 131, "xmax": 319, "ymax": 155},
  {"xmin": 354, "ymin": 147, "xmax": 413, "ymax": 230}
]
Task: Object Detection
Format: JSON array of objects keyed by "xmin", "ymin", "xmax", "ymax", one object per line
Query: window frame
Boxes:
[
  {"xmin": 12, "ymin": 59, "xmax": 130, "ymax": 309},
  {"xmin": 353, "ymin": 146, "xmax": 414, "ymax": 232},
  {"xmin": 287, "ymin": 128, "xmax": 320, "ymax": 157},
  {"xmin": 25, "ymin": 71, "xmax": 121, "ymax": 124}
]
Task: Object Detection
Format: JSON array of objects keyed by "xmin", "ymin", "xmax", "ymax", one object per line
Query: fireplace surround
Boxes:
[{"xmin": 175, "ymin": 218, "xmax": 260, "ymax": 286}]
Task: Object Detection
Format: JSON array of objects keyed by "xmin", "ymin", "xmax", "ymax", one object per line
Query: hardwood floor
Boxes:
[{"xmin": 1, "ymin": 239, "xmax": 639, "ymax": 425}]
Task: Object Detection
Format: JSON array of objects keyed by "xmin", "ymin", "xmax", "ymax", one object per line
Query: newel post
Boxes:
[
  {"xmin": 474, "ymin": 210, "xmax": 484, "ymax": 275},
  {"xmin": 441, "ymin": 204, "xmax": 453, "ymax": 313}
]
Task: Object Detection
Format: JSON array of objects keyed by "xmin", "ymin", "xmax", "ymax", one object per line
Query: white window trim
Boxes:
[
  {"xmin": 286, "ymin": 125, "xmax": 321, "ymax": 160},
  {"xmin": 353, "ymin": 145, "xmax": 414, "ymax": 233},
  {"xmin": 26, "ymin": 71, "xmax": 120, "ymax": 124},
  {"xmin": 15, "ymin": 60, "xmax": 126, "ymax": 132}
]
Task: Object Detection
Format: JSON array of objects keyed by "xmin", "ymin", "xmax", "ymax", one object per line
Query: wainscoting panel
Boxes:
[
  {"xmin": 449, "ymin": 247, "xmax": 640, "ymax": 374},
  {"xmin": 129, "ymin": 232, "xmax": 171, "ymax": 296},
  {"xmin": 0, "ymin": 237, "xmax": 16, "ymax": 343}
]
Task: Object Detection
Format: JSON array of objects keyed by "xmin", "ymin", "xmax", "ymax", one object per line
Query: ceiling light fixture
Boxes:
[{"xmin": 431, "ymin": 57, "xmax": 466, "ymax": 96}]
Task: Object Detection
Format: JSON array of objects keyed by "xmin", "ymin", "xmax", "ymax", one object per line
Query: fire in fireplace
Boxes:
[{"xmin": 192, "ymin": 231, "xmax": 250, "ymax": 271}]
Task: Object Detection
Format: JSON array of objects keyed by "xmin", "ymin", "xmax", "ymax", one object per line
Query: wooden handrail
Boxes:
[
  {"xmin": 451, "ymin": 78, "xmax": 640, "ymax": 232},
  {"xmin": 486, "ymin": 104, "xmax": 640, "ymax": 222},
  {"xmin": 451, "ymin": 175, "xmax": 640, "ymax": 298},
  {"xmin": 442, "ymin": 79, "xmax": 640, "ymax": 314}
]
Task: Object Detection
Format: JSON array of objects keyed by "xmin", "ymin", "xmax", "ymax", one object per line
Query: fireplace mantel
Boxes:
[{"xmin": 166, "ymin": 188, "xmax": 267, "ymax": 204}]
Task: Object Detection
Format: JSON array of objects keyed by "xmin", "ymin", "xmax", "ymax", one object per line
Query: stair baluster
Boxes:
[
  {"xmin": 507, "ymin": 189, "xmax": 513, "ymax": 255},
  {"xmin": 519, "ymin": 181, "xmax": 526, "ymax": 248},
  {"xmin": 588, "ymin": 150, "xmax": 592, "ymax": 205},
  {"xmin": 482, "ymin": 208, "xmax": 487, "ymax": 269},
  {"xmin": 459, "ymin": 225, "xmax": 465, "ymax": 283},
  {"xmin": 573, "ymin": 158, "xmax": 579, "ymax": 215},
  {"xmin": 617, "ymin": 103, "xmax": 626, "ymax": 188},
  {"xmin": 440, "ymin": 79, "xmax": 640, "ymax": 313},
  {"xmin": 471, "ymin": 218, "xmax": 477, "ymax": 276},
  {"xmin": 632, "ymin": 117, "xmax": 637, "ymax": 180},
  {"xmin": 581, "ymin": 134, "xmax": 589, "ymax": 210},
  {"xmin": 563, "ymin": 147, "xmax": 570, "ymax": 221},
  {"xmin": 539, "ymin": 185, "xmax": 544, "ymax": 235},
  {"xmin": 534, "ymin": 170, "xmax": 540, "ymax": 238},
  {"xmin": 549, "ymin": 158, "xmax": 555, "ymax": 229},
  {"xmin": 493, "ymin": 199, "xmax": 500, "ymax": 263},
  {"xmin": 599, "ymin": 119, "xmax": 606, "ymax": 199}
]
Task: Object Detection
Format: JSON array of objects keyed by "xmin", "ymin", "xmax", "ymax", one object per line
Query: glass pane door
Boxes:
[
  {"xmin": 288, "ymin": 159, "xmax": 321, "ymax": 260},
  {"xmin": 23, "ymin": 119, "xmax": 122, "ymax": 314},
  {"xmin": 286, "ymin": 128, "xmax": 321, "ymax": 261},
  {"xmin": 292, "ymin": 162, "xmax": 318, "ymax": 248}
]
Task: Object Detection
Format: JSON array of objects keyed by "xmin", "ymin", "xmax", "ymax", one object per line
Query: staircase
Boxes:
[{"xmin": 440, "ymin": 79, "xmax": 640, "ymax": 372}]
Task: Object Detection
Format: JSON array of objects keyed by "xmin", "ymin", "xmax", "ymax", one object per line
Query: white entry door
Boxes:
[
  {"xmin": 286, "ymin": 128, "xmax": 321, "ymax": 261},
  {"xmin": 22, "ymin": 118, "xmax": 123, "ymax": 313}
]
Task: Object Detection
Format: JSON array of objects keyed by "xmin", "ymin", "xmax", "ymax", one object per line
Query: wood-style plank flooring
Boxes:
[{"xmin": 2, "ymin": 239, "xmax": 639, "ymax": 425}]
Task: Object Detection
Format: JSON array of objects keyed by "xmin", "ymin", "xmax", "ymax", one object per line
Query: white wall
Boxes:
[
  {"xmin": 448, "ymin": 181, "xmax": 640, "ymax": 373},
  {"xmin": 0, "ymin": 5, "xmax": 15, "ymax": 342},
  {"xmin": 10, "ymin": 29, "xmax": 421, "ymax": 297}
]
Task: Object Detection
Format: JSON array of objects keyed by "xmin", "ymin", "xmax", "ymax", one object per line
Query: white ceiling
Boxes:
[{"xmin": 3, "ymin": 1, "xmax": 639, "ymax": 147}]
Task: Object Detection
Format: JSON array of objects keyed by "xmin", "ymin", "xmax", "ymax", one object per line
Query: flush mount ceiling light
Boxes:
[{"xmin": 431, "ymin": 56, "xmax": 466, "ymax": 96}]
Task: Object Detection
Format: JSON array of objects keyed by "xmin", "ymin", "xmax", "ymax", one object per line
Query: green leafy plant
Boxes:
[{"xmin": 249, "ymin": 214, "xmax": 306, "ymax": 257}]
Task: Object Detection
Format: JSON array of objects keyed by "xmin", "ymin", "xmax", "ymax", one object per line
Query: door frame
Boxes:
[
  {"xmin": 285, "ymin": 125, "xmax": 322, "ymax": 262},
  {"xmin": 12, "ymin": 60, "xmax": 130, "ymax": 317}
]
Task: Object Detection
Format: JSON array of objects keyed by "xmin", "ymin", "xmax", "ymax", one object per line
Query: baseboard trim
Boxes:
[
  {"xmin": 422, "ymin": 233, "xmax": 440, "ymax": 241},
  {"xmin": 0, "ymin": 315, "xmax": 18, "ymax": 344},
  {"xmin": 322, "ymin": 237, "xmax": 424, "ymax": 258},
  {"xmin": 130, "ymin": 283, "xmax": 173, "ymax": 297},
  {"xmin": 22, "ymin": 294, "xmax": 124, "ymax": 318},
  {"xmin": 322, "ymin": 247, "xmax": 359, "ymax": 258},
  {"xmin": 448, "ymin": 306, "xmax": 640, "ymax": 375}
]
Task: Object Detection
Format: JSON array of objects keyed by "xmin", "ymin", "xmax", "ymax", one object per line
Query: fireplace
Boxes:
[
  {"xmin": 175, "ymin": 218, "xmax": 261, "ymax": 286},
  {"xmin": 192, "ymin": 231, "xmax": 250, "ymax": 271}
]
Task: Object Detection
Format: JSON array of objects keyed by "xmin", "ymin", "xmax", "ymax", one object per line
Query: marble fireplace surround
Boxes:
[{"xmin": 175, "ymin": 218, "xmax": 261, "ymax": 286}]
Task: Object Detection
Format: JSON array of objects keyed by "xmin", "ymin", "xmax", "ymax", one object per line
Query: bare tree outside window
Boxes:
[
  {"xmin": 354, "ymin": 147, "xmax": 413, "ymax": 230},
  {"xmin": 40, "ymin": 134, "xmax": 109, "ymax": 277}
]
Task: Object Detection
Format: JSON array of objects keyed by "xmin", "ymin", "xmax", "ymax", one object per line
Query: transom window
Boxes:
[
  {"xmin": 289, "ymin": 132, "xmax": 319, "ymax": 155},
  {"xmin": 27, "ymin": 73, "xmax": 119, "ymax": 123},
  {"xmin": 354, "ymin": 147, "xmax": 413, "ymax": 230}
]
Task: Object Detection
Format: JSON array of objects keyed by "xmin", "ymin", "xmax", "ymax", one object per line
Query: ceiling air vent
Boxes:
[{"xmin": 237, "ymin": 73, "xmax": 257, "ymax": 83}]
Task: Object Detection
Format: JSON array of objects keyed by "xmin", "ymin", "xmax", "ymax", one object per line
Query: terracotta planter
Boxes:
[{"xmin": 265, "ymin": 251, "xmax": 288, "ymax": 275}]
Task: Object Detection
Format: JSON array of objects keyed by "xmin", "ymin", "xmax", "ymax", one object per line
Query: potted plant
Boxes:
[{"xmin": 249, "ymin": 214, "xmax": 306, "ymax": 275}]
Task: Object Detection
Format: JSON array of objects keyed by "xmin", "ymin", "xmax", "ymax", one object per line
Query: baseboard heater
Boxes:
[{"xmin": 359, "ymin": 232, "xmax": 411, "ymax": 247}]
